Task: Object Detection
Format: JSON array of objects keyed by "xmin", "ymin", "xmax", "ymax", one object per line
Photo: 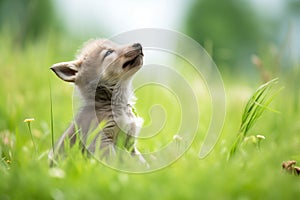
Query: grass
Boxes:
[
  {"xmin": 228, "ymin": 78, "xmax": 282, "ymax": 159},
  {"xmin": 24, "ymin": 118, "xmax": 38, "ymax": 155},
  {"xmin": 1, "ymin": 31, "xmax": 300, "ymax": 199}
]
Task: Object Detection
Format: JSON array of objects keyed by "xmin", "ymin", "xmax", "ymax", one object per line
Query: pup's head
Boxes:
[{"xmin": 50, "ymin": 39, "xmax": 143, "ymax": 88}]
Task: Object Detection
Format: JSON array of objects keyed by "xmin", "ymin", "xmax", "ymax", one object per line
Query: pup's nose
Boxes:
[{"xmin": 132, "ymin": 43, "xmax": 142, "ymax": 49}]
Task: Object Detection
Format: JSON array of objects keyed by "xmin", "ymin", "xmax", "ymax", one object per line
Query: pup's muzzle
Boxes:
[{"xmin": 123, "ymin": 43, "xmax": 144, "ymax": 69}]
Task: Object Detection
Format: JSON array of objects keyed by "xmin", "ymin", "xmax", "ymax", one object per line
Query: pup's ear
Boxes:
[{"xmin": 50, "ymin": 60, "xmax": 81, "ymax": 82}]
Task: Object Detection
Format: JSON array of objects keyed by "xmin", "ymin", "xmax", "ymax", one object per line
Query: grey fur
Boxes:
[{"xmin": 49, "ymin": 39, "xmax": 147, "ymax": 166}]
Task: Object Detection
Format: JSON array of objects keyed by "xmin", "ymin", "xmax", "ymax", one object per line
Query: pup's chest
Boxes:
[
  {"xmin": 114, "ymin": 106, "xmax": 143, "ymax": 135},
  {"xmin": 112, "ymin": 106, "xmax": 143, "ymax": 150}
]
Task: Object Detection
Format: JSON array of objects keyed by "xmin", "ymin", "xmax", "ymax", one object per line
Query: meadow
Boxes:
[{"xmin": 0, "ymin": 31, "xmax": 300, "ymax": 199}]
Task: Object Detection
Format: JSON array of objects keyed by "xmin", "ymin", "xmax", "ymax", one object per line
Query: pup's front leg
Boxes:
[
  {"xmin": 87, "ymin": 128, "xmax": 117, "ymax": 160},
  {"xmin": 48, "ymin": 123, "xmax": 77, "ymax": 166},
  {"xmin": 122, "ymin": 122, "xmax": 149, "ymax": 167},
  {"xmin": 131, "ymin": 147, "xmax": 149, "ymax": 168}
]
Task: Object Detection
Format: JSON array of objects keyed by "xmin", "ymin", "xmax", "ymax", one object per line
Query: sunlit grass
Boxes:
[{"xmin": 1, "ymin": 31, "xmax": 300, "ymax": 199}]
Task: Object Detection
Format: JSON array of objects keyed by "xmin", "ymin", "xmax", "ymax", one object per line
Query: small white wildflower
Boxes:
[
  {"xmin": 256, "ymin": 135, "xmax": 266, "ymax": 140},
  {"xmin": 173, "ymin": 134, "xmax": 183, "ymax": 141},
  {"xmin": 49, "ymin": 168, "xmax": 65, "ymax": 179},
  {"xmin": 24, "ymin": 118, "xmax": 35, "ymax": 123}
]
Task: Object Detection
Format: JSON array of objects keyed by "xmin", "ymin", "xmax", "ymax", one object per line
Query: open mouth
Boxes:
[{"xmin": 122, "ymin": 54, "xmax": 142, "ymax": 69}]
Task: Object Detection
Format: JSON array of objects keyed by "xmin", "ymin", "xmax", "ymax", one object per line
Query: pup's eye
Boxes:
[{"xmin": 104, "ymin": 49, "xmax": 114, "ymax": 58}]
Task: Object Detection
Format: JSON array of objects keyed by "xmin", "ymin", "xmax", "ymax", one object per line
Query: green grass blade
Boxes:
[
  {"xmin": 228, "ymin": 78, "xmax": 280, "ymax": 160},
  {"xmin": 49, "ymin": 79, "xmax": 55, "ymax": 157}
]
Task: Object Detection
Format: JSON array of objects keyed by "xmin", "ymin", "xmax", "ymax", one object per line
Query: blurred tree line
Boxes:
[
  {"xmin": 0, "ymin": 0, "xmax": 59, "ymax": 46},
  {"xmin": 185, "ymin": 0, "xmax": 279, "ymax": 72}
]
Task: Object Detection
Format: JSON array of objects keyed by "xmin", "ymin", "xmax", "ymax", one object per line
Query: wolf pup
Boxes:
[{"xmin": 49, "ymin": 39, "xmax": 147, "ymax": 165}]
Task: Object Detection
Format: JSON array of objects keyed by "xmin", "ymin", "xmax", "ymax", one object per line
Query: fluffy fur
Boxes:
[{"xmin": 49, "ymin": 39, "xmax": 146, "ymax": 165}]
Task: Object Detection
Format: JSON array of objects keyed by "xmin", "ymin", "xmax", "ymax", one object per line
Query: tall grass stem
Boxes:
[{"xmin": 49, "ymin": 79, "xmax": 55, "ymax": 157}]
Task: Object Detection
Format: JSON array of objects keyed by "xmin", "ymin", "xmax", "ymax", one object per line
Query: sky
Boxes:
[
  {"xmin": 54, "ymin": 0, "xmax": 285, "ymax": 37},
  {"xmin": 54, "ymin": 0, "xmax": 192, "ymax": 37},
  {"xmin": 53, "ymin": 0, "xmax": 298, "ymax": 64}
]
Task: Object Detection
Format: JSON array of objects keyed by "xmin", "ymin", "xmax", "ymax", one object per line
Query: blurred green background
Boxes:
[
  {"xmin": 1, "ymin": 0, "xmax": 300, "ymax": 199},
  {"xmin": 1, "ymin": 0, "xmax": 299, "ymax": 74}
]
